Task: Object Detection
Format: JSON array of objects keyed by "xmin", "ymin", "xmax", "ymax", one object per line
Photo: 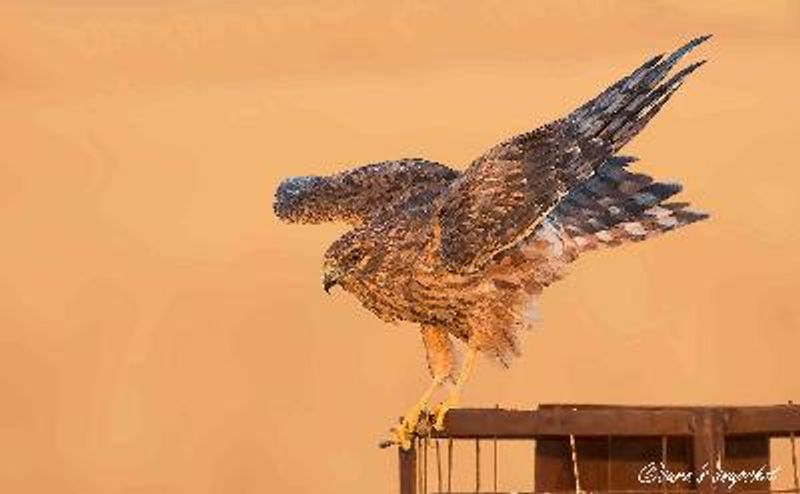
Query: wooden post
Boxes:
[
  {"xmin": 692, "ymin": 408, "xmax": 725, "ymax": 494},
  {"xmin": 399, "ymin": 441, "xmax": 417, "ymax": 494}
]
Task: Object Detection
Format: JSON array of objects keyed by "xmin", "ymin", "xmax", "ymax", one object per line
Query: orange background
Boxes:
[{"xmin": 1, "ymin": 1, "xmax": 799, "ymax": 493}]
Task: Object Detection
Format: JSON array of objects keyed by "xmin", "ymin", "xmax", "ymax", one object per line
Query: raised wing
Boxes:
[
  {"xmin": 437, "ymin": 35, "xmax": 710, "ymax": 273},
  {"xmin": 274, "ymin": 158, "xmax": 458, "ymax": 227}
]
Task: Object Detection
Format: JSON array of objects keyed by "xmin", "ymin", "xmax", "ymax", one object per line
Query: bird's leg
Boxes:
[
  {"xmin": 390, "ymin": 326, "xmax": 456, "ymax": 450},
  {"xmin": 392, "ymin": 376, "xmax": 444, "ymax": 450},
  {"xmin": 432, "ymin": 346, "xmax": 477, "ymax": 431}
]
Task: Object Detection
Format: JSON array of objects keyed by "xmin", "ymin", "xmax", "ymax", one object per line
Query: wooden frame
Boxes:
[{"xmin": 398, "ymin": 404, "xmax": 800, "ymax": 494}]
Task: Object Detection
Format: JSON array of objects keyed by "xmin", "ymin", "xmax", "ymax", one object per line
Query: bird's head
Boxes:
[{"xmin": 322, "ymin": 231, "xmax": 373, "ymax": 294}]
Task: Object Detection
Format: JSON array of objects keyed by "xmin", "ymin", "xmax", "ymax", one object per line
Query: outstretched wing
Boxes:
[
  {"xmin": 274, "ymin": 158, "xmax": 459, "ymax": 227},
  {"xmin": 437, "ymin": 35, "xmax": 710, "ymax": 273}
]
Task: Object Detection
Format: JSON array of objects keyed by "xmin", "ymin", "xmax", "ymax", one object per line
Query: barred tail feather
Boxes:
[
  {"xmin": 571, "ymin": 204, "xmax": 708, "ymax": 252},
  {"xmin": 549, "ymin": 155, "xmax": 708, "ymax": 253}
]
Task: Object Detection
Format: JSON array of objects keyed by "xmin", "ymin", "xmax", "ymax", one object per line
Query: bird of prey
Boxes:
[{"xmin": 274, "ymin": 36, "xmax": 710, "ymax": 449}]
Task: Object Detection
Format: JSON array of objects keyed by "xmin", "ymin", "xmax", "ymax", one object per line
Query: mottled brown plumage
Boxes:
[{"xmin": 273, "ymin": 36, "xmax": 710, "ymax": 447}]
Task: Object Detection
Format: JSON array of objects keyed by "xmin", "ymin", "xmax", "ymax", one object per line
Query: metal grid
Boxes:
[{"xmin": 397, "ymin": 404, "xmax": 800, "ymax": 494}]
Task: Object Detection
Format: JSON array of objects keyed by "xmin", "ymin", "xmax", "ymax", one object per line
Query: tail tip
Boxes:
[{"xmin": 680, "ymin": 209, "xmax": 711, "ymax": 223}]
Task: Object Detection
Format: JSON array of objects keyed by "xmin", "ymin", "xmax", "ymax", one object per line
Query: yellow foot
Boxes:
[
  {"xmin": 391, "ymin": 426, "xmax": 413, "ymax": 450},
  {"xmin": 390, "ymin": 406, "xmax": 424, "ymax": 450},
  {"xmin": 431, "ymin": 399, "xmax": 454, "ymax": 431}
]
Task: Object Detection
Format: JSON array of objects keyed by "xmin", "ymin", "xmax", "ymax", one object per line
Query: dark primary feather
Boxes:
[
  {"xmin": 437, "ymin": 35, "xmax": 710, "ymax": 273},
  {"xmin": 274, "ymin": 158, "xmax": 458, "ymax": 226}
]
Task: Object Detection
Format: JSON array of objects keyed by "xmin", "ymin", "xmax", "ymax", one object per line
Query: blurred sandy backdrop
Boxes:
[{"xmin": 1, "ymin": 1, "xmax": 799, "ymax": 493}]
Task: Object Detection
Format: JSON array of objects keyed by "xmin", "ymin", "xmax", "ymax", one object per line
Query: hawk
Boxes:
[{"xmin": 274, "ymin": 36, "xmax": 710, "ymax": 448}]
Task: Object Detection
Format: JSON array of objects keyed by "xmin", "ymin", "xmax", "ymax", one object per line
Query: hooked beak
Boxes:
[{"xmin": 322, "ymin": 272, "xmax": 339, "ymax": 294}]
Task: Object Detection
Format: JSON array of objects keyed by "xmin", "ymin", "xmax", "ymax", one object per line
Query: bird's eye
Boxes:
[{"xmin": 347, "ymin": 249, "xmax": 365, "ymax": 263}]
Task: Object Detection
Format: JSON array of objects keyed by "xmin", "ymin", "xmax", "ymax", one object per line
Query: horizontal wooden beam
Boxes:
[
  {"xmin": 434, "ymin": 490, "xmax": 800, "ymax": 494},
  {"xmin": 725, "ymin": 405, "xmax": 800, "ymax": 435},
  {"xmin": 432, "ymin": 408, "xmax": 696, "ymax": 438},
  {"xmin": 428, "ymin": 404, "xmax": 800, "ymax": 439},
  {"xmin": 541, "ymin": 404, "xmax": 800, "ymax": 436}
]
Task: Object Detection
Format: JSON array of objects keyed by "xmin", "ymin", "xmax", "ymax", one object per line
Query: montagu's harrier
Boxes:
[{"xmin": 274, "ymin": 36, "xmax": 710, "ymax": 449}]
